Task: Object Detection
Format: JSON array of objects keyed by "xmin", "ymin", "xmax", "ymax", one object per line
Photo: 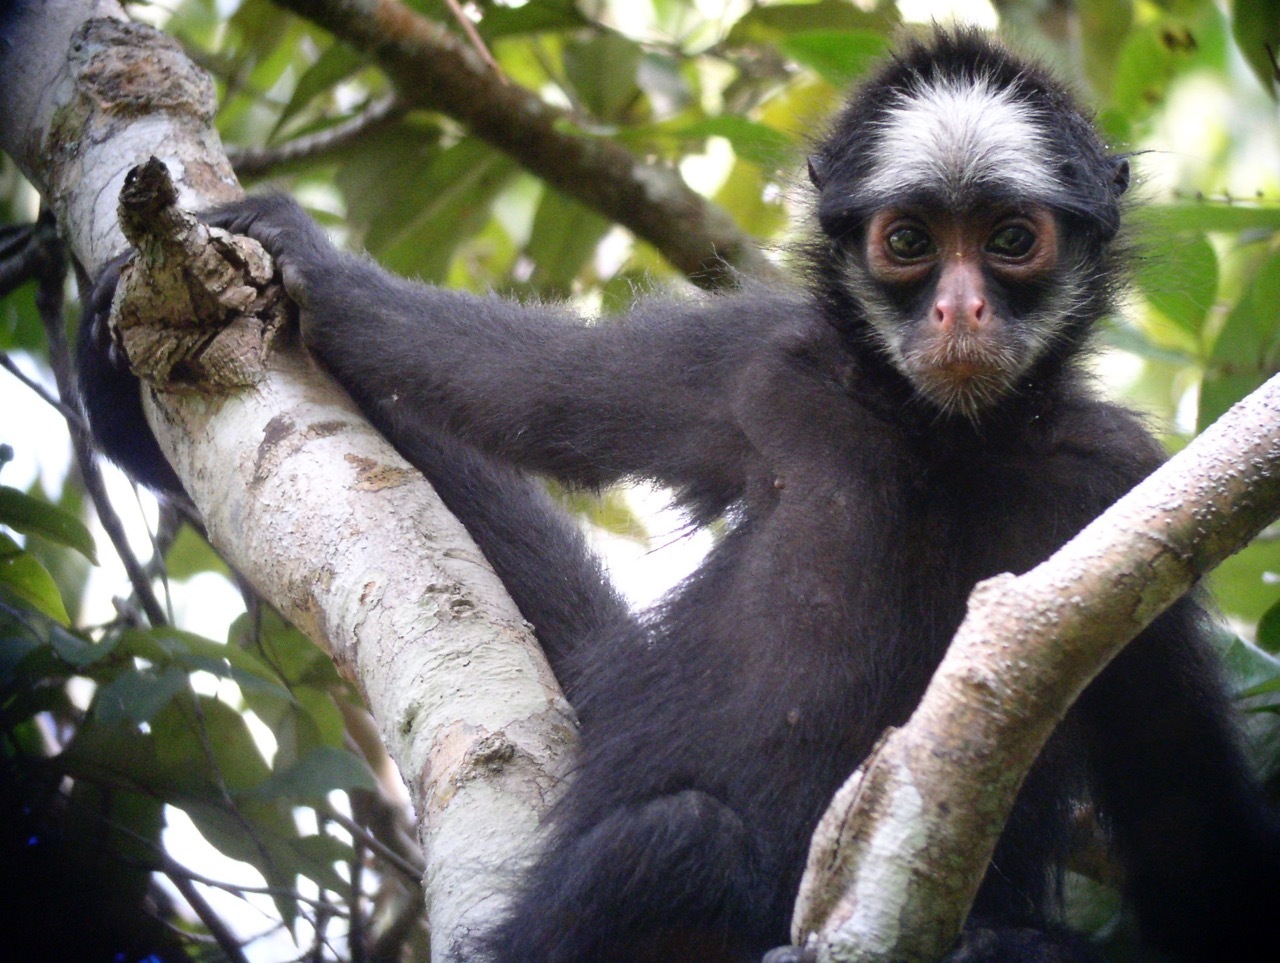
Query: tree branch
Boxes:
[
  {"xmin": 795, "ymin": 373, "xmax": 1280, "ymax": 961},
  {"xmin": 228, "ymin": 95, "xmax": 406, "ymax": 179},
  {"xmin": 265, "ymin": 0, "xmax": 780, "ymax": 287}
]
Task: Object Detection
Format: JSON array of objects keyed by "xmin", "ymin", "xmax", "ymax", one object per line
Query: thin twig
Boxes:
[
  {"xmin": 323, "ymin": 804, "xmax": 423, "ymax": 882},
  {"xmin": 0, "ymin": 351, "xmax": 85, "ymax": 428},
  {"xmin": 349, "ymin": 835, "xmax": 367, "ymax": 963},
  {"xmin": 165, "ymin": 871, "xmax": 253, "ymax": 963},
  {"xmin": 229, "ymin": 96, "xmax": 407, "ymax": 178},
  {"xmin": 41, "ymin": 227, "xmax": 170, "ymax": 627},
  {"xmin": 442, "ymin": 0, "xmax": 503, "ymax": 77}
]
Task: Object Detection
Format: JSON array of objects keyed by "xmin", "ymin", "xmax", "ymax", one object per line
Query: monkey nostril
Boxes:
[{"xmin": 970, "ymin": 297, "xmax": 988, "ymax": 327}]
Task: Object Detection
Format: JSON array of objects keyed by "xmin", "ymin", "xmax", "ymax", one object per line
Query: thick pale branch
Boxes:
[
  {"xmin": 796, "ymin": 373, "xmax": 1280, "ymax": 962},
  {"xmin": 0, "ymin": 3, "xmax": 571, "ymax": 957}
]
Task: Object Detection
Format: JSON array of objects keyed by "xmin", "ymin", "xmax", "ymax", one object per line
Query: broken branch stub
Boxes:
[{"xmin": 112, "ymin": 156, "xmax": 286, "ymax": 390}]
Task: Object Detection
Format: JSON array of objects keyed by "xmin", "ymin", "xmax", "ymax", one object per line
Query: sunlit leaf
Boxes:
[
  {"xmin": 0, "ymin": 533, "xmax": 68, "ymax": 625},
  {"xmin": 1132, "ymin": 232, "xmax": 1217, "ymax": 338},
  {"xmin": 646, "ymin": 116, "xmax": 796, "ymax": 171},
  {"xmin": 1133, "ymin": 202, "xmax": 1280, "ymax": 235},
  {"xmin": 778, "ymin": 30, "xmax": 889, "ymax": 87},
  {"xmin": 526, "ymin": 188, "xmax": 612, "ymax": 292},
  {"xmin": 1199, "ymin": 249, "xmax": 1280, "ymax": 429},
  {"xmin": 1232, "ymin": 0, "xmax": 1280, "ymax": 97},
  {"xmin": 163, "ymin": 523, "xmax": 230, "ymax": 579},
  {"xmin": 1079, "ymin": 0, "xmax": 1134, "ymax": 97},
  {"xmin": 563, "ymin": 31, "xmax": 644, "ymax": 122},
  {"xmin": 727, "ymin": 0, "xmax": 897, "ymax": 44}
]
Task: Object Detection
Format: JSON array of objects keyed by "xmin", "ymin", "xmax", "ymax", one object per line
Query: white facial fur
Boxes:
[{"xmin": 861, "ymin": 75, "xmax": 1064, "ymax": 204}]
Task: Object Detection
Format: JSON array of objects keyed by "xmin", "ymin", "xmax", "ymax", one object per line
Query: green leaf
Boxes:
[
  {"xmin": 526, "ymin": 188, "xmax": 611, "ymax": 292},
  {"xmin": 563, "ymin": 31, "xmax": 644, "ymax": 121},
  {"xmin": 1199, "ymin": 249, "xmax": 1280, "ymax": 429},
  {"xmin": 1110, "ymin": 17, "xmax": 1220, "ymax": 122},
  {"xmin": 357, "ymin": 138, "xmax": 520, "ymax": 281},
  {"xmin": 727, "ymin": 0, "xmax": 897, "ymax": 44},
  {"xmin": 0, "ymin": 278, "xmax": 44, "ymax": 352},
  {"xmin": 180, "ymin": 797, "xmax": 312, "ymax": 924},
  {"xmin": 290, "ymin": 833, "xmax": 354, "ymax": 892},
  {"xmin": 1257, "ymin": 597, "xmax": 1280, "ymax": 654},
  {"xmin": 1211, "ymin": 538, "xmax": 1280, "ymax": 625},
  {"xmin": 1078, "ymin": 0, "xmax": 1134, "ymax": 97},
  {"xmin": 777, "ymin": 30, "xmax": 890, "ymax": 87},
  {"xmin": 163, "ymin": 523, "xmax": 229, "ymax": 580},
  {"xmin": 1226, "ymin": 635, "xmax": 1280, "ymax": 698},
  {"xmin": 154, "ymin": 695, "xmax": 272, "ymax": 794},
  {"xmin": 554, "ymin": 485, "xmax": 648, "ymax": 544},
  {"xmin": 1132, "ymin": 232, "xmax": 1217, "ymax": 338},
  {"xmin": 648, "ymin": 116, "xmax": 796, "ymax": 171},
  {"xmin": 1133, "ymin": 202, "xmax": 1280, "ymax": 235},
  {"xmin": 1210, "ymin": 249, "xmax": 1280, "ymax": 365},
  {"xmin": 0, "ymin": 485, "xmax": 97, "ymax": 563},
  {"xmin": 1232, "ymin": 0, "xmax": 1280, "ymax": 97},
  {"xmin": 116, "ymin": 626, "xmax": 294, "ymax": 696},
  {"xmin": 49, "ymin": 623, "xmax": 118, "ymax": 669},
  {"xmin": 275, "ymin": 42, "xmax": 367, "ymax": 135},
  {"xmin": 715, "ymin": 161, "xmax": 788, "ymax": 239},
  {"xmin": 478, "ymin": 0, "xmax": 589, "ymax": 38},
  {"xmin": 0, "ymin": 533, "xmax": 68, "ymax": 625},
  {"xmin": 238, "ymin": 747, "xmax": 376, "ymax": 801},
  {"xmin": 233, "ymin": 609, "xmax": 340, "ymax": 688},
  {"xmin": 93, "ymin": 664, "xmax": 190, "ymax": 725}
]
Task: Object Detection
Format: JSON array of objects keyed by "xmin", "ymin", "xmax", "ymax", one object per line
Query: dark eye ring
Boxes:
[
  {"xmin": 885, "ymin": 226, "xmax": 935, "ymax": 262},
  {"xmin": 986, "ymin": 224, "xmax": 1036, "ymax": 260}
]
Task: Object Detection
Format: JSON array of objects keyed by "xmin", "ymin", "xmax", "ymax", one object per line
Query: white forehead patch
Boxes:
[{"xmin": 861, "ymin": 75, "xmax": 1063, "ymax": 203}]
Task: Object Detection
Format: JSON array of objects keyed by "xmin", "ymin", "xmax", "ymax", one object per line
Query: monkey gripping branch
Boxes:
[{"xmin": 4, "ymin": 3, "xmax": 1280, "ymax": 963}]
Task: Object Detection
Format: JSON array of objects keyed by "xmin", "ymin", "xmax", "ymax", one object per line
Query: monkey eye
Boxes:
[
  {"xmin": 986, "ymin": 224, "xmax": 1036, "ymax": 260},
  {"xmin": 885, "ymin": 226, "xmax": 935, "ymax": 262}
]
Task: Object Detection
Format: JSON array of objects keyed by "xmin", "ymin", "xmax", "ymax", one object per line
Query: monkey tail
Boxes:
[{"xmin": 383, "ymin": 425, "xmax": 633, "ymax": 704}]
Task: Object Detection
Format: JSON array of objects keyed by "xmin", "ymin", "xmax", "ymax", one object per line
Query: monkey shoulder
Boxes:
[{"xmin": 1026, "ymin": 392, "xmax": 1168, "ymax": 509}]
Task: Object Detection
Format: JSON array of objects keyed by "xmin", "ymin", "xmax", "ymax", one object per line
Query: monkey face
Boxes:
[
  {"xmin": 807, "ymin": 31, "xmax": 1127, "ymax": 421},
  {"xmin": 853, "ymin": 205, "xmax": 1077, "ymax": 419}
]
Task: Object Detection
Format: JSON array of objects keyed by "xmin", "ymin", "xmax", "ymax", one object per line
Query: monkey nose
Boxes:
[{"xmin": 934, "ymin": 295, "xmax": 988, "ymax": 331}]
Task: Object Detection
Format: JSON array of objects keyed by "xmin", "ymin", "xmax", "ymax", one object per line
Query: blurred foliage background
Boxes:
[{"xmin": 3, "ymin": 0, "xmax": 1280, "ymax": 959}]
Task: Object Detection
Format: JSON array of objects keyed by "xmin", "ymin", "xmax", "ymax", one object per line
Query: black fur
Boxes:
[{"xmin": 80, "ymin": 30, "xmax": 1279, "ymax": 963}]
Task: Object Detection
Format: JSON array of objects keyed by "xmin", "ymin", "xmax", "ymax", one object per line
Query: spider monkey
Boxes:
[{"xmin": 80, "ymin": 28, "xmax": 1279, "ymax": 963}]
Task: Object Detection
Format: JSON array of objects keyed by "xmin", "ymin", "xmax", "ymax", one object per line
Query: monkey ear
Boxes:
[
  {"xmin": 807, "ymin": 155, "xmax": 827, "ymax": 190},
  {"xmin": 1111, "ymin": 157, "xmax": 1131, "ymax": 196}
]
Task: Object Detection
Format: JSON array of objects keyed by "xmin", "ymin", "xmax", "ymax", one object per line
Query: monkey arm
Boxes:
[{"xmin": 207, "ymin": 196, "xmax": 778, "ymax": 515}]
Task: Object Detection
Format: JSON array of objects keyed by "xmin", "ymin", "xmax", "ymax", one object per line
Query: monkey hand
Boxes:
[{"xmin": 201, "ymin": 194, "xmax": 341, "ymax": 318}]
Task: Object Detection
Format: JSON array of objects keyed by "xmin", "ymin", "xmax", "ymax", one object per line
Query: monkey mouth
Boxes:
[
  {"xmin": 906, "ymin": 351, "xmax": 1020, "ymax": 419},
  {"xmin": 930, "ymin": 358, "xmax": 997, "ymax": 381}
]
